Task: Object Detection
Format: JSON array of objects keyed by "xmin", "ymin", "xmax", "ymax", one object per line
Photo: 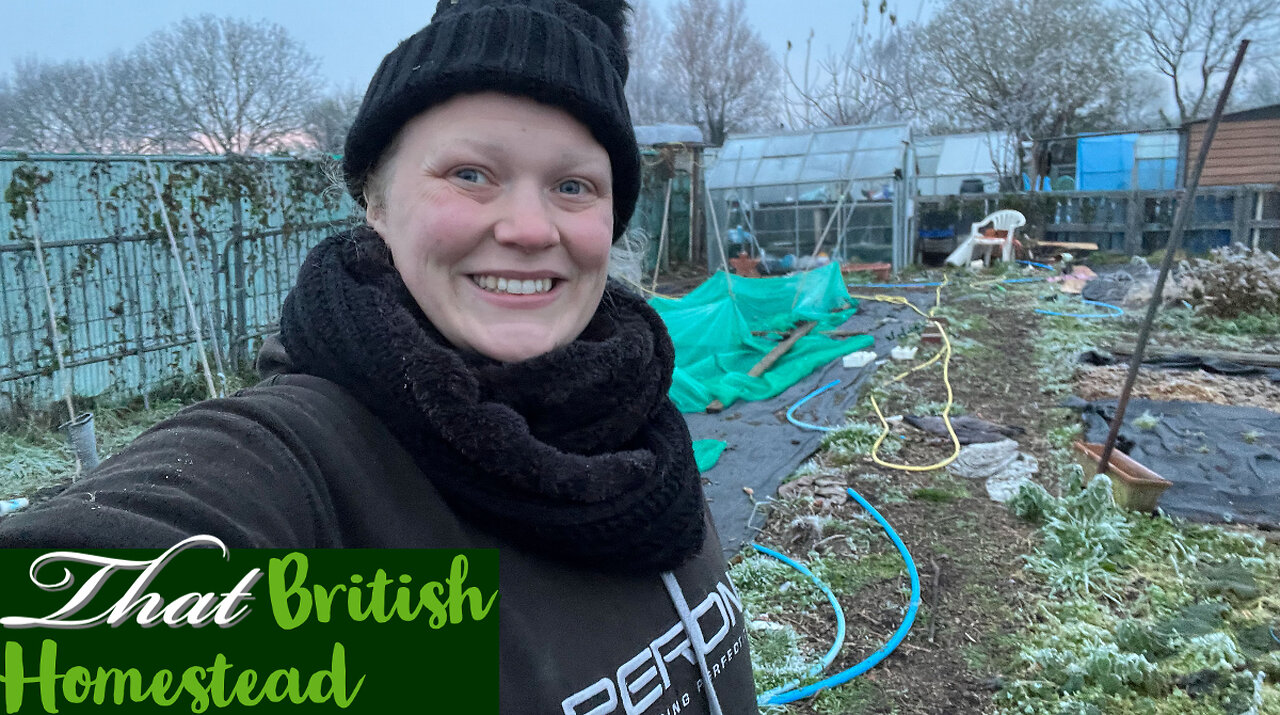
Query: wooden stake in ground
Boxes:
[
  {"xmin": 706, "ymin": 321, "xmax": 817, "ymax": 413},
  {"xmin": 146, "ymin": 161, "xmax": 218, "ymax": 400},
  {"xmin": 1098, "ymin": 40, "xmax": 1250, "ymax": 473},
  {"xmin": 27, "ymin": 202, "xmax": 82, "ymax": 476}
]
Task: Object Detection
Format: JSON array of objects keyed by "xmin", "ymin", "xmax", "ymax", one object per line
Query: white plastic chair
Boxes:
[{"xmin": 968, "ymin": 209, "xmax": 1026, "ymax": 265}]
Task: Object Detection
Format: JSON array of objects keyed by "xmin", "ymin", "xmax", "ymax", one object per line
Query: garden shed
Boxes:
[
  {"xmin": 1185, "ymin": 103, "xmax": 1280, "ymax": 187},
  {"xmin": 704, "ymin": 123, "xmax": 913, "ymax": 272},
  {"xmin": 632, "ymin": 124, "xmax": 707, "ymax": 270}
]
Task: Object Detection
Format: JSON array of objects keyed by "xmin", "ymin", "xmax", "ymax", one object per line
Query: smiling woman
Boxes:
[
  {"xmin": 366, "ymin": 93, "xmax": 615, "ymax": 363},
  {"xmin": 0, "ymin": 1, "xmax": 758, "ymax": 713}
]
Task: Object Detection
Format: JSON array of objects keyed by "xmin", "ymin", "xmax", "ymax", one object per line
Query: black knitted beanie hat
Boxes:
[{"xmin": 343, "ymin": 0, "xmax": 639, "ymax": 241}]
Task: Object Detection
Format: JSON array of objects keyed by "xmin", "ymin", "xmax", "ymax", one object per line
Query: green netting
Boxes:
[
  {"xmin": 692, "ymin": 439, "xmax": 728, "ymax": 472},
  {"xmin": 650, "ymin": 263, "xmax": 874, "ymax": 412}
]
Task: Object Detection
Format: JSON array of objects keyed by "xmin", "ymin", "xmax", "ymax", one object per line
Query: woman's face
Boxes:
[{"xmin": 367, "ymin": 92, "xmax": 614, "ymax": 363}]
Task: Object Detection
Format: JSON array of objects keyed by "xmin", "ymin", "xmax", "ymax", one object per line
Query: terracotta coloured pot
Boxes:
[{"xmin": 1074, "ymin": 441, "xmax": 1172, "ymax": 512}]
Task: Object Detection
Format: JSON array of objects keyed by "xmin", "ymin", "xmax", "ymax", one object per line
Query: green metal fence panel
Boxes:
[
  {"xmin": 1, "ymin": 151, "xmax": 685, "ymax": 416},
  {"xmin": 1, "ymin": 154, "xmax": 359, "ymax": 416}
]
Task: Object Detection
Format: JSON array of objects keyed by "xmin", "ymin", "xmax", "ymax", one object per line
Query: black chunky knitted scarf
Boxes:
[{"xmin": 279, "ymin": 227, "xmax": 705, "ymax": 572}]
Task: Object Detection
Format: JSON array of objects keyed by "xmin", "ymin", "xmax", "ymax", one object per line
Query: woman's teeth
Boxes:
[{"xmin": 471, "ymin": 275, "xmax": 555, "ymax": 295}]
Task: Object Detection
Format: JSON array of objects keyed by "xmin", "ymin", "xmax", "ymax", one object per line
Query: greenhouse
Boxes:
[
  {"xmin": 703, "ymin": 123, "xmax": 914, "ymax": 271},
  {"xmin": 913, "ymin": 131, "xmax": 1018, "ymax": 196}
]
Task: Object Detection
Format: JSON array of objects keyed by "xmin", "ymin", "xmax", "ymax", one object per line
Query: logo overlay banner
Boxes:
[{"xmin": 0, "ymin": 537, "xmax": 498, "ymax": 713}]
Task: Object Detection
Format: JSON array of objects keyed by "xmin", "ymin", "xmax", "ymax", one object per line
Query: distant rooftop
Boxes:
[
  {"xmin": 707, "ymin": 123, "xmax": 909, "ymax": 192},
  {"xmin": 634, "ymin": 124, "xmax": 705, "ymax": 147}
]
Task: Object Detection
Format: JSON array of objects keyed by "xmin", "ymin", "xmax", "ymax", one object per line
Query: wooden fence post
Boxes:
[
  {"xmin": 1125, "ymin": 192, "xmax": 1143, "ymax": 255},
  {"xmin": 1232, "ymin": 187, "xmax": 1250, "ymax": 247}
]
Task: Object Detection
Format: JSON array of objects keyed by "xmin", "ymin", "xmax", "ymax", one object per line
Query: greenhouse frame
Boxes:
[{"xmin": 704, "ymin": 123, "xmax": 915, "ymax": 272}]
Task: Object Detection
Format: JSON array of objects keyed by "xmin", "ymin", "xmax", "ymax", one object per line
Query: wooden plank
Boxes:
[
  {"xmin": 1196, "ymin": 129, "xmax": 1280, "ymax": 141},
  {"xmin": 1207, "ymin": 131, "xmax": 1280, "ymax": 142},
  {"xmin": 706, "ymin": 321, "xmax": 818, "ymax": 413},
  {"xmin": 1188, "ymin": 148, "xmax": 1280, "ymax": 162},
  {"xmin": 1188, "ymin": 119, "xmax": 1280, "ymax": 139},
  {"xmin": 1196, "ymin": 148, "xmax": 1280, "ymax": 160},
  {"xmin": 1037, "ymin": 241, "xmax": 1100, "ymax": 250},
  {"xmin": 1109, "ymin": 342, "xmax": 1280, "ymax": 368}
]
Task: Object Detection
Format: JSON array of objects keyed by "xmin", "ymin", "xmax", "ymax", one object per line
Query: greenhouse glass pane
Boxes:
[
  {"xmin": 753, "ymin": 185, "xmax": 793, "ymax": 204},
  {"xmin": 763, "ymin": 133, "xmax": 812, "ymax": 156},
  {"xmin": 915, "ymin": 154, "xmax": 940, "ymax": 175},
  {"xmin": 755, "ymin": 155, "xmax": 805, "ymax": 184},
  {"xmin": 733, "ymin": 158, "xmax": 761, "ymax": 184},
  {"xmin": 849, "ymin": 148, "xmax": 901, "ymax": 179},
  {"xmin": 705, "ymin": 160, "xmax": 739, "ymax": 189},
  {"xmin": 721, "ymin": 136, "xmax": 769, "ymax": 160},
  {"xmin": 798, "ymin": 153, "xmax": 849, "ymax": 181},
  {"xmin": 856, "ymin": 125, "xmax": 909, "ymax": 149},
  {"xmin": 795, "ymin": 183, "xmax": 836, "ymax": 203},
  {"xmin": 1135, "ymin": 132, "xmax": 1179, "ymax": 160},
  {"xmin": 810, "ymin": 130, "xmax": 861, "ymax": 153},
  {"xmin": 913, "ymin": 137, "xmax": 944, "ymax": 160}
]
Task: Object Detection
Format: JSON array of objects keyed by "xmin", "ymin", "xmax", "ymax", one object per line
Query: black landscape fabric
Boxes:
[
  {"xmin": 687, "ymin": 296, "xmax": 930, "ymax": 557},
  {"xmin": 1082, "ymin": 398, "xmax": 1280, "ymax": 527},
  {"xmin": 1080, "ymin": 350, "xmax": 1280, "ymax": 382}
]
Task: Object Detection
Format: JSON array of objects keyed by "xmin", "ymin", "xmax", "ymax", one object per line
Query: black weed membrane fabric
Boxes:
[
  {"xmin": 687, "ymin": 298, "xmax": 928, "ymax": 557},
  {"xmin": 1080, "ymin": 350, "xmax": 1280, "ymax": 382},
  {"xmin": 1083, "ymin": 399, "xmax": 1280, "ymax": 527}
]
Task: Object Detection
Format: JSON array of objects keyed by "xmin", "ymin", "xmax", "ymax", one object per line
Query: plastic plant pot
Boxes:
[
  {"xmin": 1073, "ymin": 441, "xmax": 1172, "ymax": 512},
  {"xmin": 58, "ymin": 411, "xmax": 100, "ymax": 474}
]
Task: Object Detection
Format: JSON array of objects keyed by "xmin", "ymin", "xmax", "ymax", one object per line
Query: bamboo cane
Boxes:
[
  {"xmin": 146, "ymin": 162, "xmax": 217, "ymax": 400},
  {"xmin": 183, "ymin": 214, "xmax": 227, "ymax": 393},
  {"xmin": 27, "ymin": 202, "xmax": 82, "ymax": 475}
]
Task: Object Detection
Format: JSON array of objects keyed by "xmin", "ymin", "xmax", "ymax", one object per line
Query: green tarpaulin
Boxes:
[
  {"xmin": 692, "ymin": 439, "xmax": 728, "ymax": 472},
  {"xmin": 651, "ymin": 263, "xmax": 874, "ymax": 413}
]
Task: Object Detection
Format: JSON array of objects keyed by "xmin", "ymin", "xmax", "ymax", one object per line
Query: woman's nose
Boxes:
[{"xmin": 493, "ymin": 184, "xmax": 559, "ymax": 250}]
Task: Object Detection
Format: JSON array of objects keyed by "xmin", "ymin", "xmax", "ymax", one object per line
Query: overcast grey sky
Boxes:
[{"xmin": 3, "ymin": 0, "xmax": 933, "ymax": 91}]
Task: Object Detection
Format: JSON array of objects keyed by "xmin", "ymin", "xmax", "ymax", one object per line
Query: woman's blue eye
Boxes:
[
  {"xmin": 455, "ymin": 168, "xmax": 486, "ymax": 183},
  {"xmin": 558, "ymin": 180, "xmax": 584, "ymax": 195}
]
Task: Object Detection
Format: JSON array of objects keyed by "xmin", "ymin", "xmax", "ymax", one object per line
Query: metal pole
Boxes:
[{"xmin": 1097, "ymin": 40, "xmax": 1250, "ymax": 474}]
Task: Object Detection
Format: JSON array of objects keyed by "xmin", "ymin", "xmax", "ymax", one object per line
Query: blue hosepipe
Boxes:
[
  {"xmin": 1034, "ymin": 298, "xmax": 1124, "ymax": 319},
  {"xmin": 757, "ymin": 487, "xmax": 921, "ymax": 706},
  {"xmin": 750, "ymin": 544, "xmax": 847, "ymax": 702},
  {"xmin": 1271, "ymin": 625, "xmax": 1279, "ymax": 646},
  {"xmin": 1002, "ymin": 277, "xmax": 1046, "ymax": 284},
  {"xmin": 1017, "ymin": 260, "xmax": 1055, "ymax": 271},
  {"xmin": 786, "ymin": 379, "xmax": 842, "ymax": 432}
]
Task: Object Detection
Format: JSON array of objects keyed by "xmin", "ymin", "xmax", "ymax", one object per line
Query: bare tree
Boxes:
[
  {"xmin": 1108, "ymin": 71, "xmax": 1174, "ymax": 129},
  {"xmin": 303, "ymin": 85, "xmax": 364, "ymax": 155},
  {"xmin": 0, "ymin": 75, "xmax": 14, "ymax": 150},
  {"xmin": 1, "ymin": 56, "xmax": 155, "ymax": 153},
  {"xmin": 784, "ymin": 17, "xmax": 938, "ymax": 130},
  {"xmin": 1120, "ymin": 0, "xmax": 1279, "ymax": 123},
  {"xmin": 136, "ymin": 15, "xmax": 322, "ymax": 154},
  {"xmin": 625, "ymin": 0, "xmax": 690, "ymax": 125},
  {"xmin": 1234, "ymin": 60, "xmax": 1280, "ymax": 108},
  {"xmin": 662, "ymin": 0, "xmax": 781, "ymax": 145},
  {"xmin": 919, "ymin": 0, "xmax": 1133, "ymax": 141}
]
